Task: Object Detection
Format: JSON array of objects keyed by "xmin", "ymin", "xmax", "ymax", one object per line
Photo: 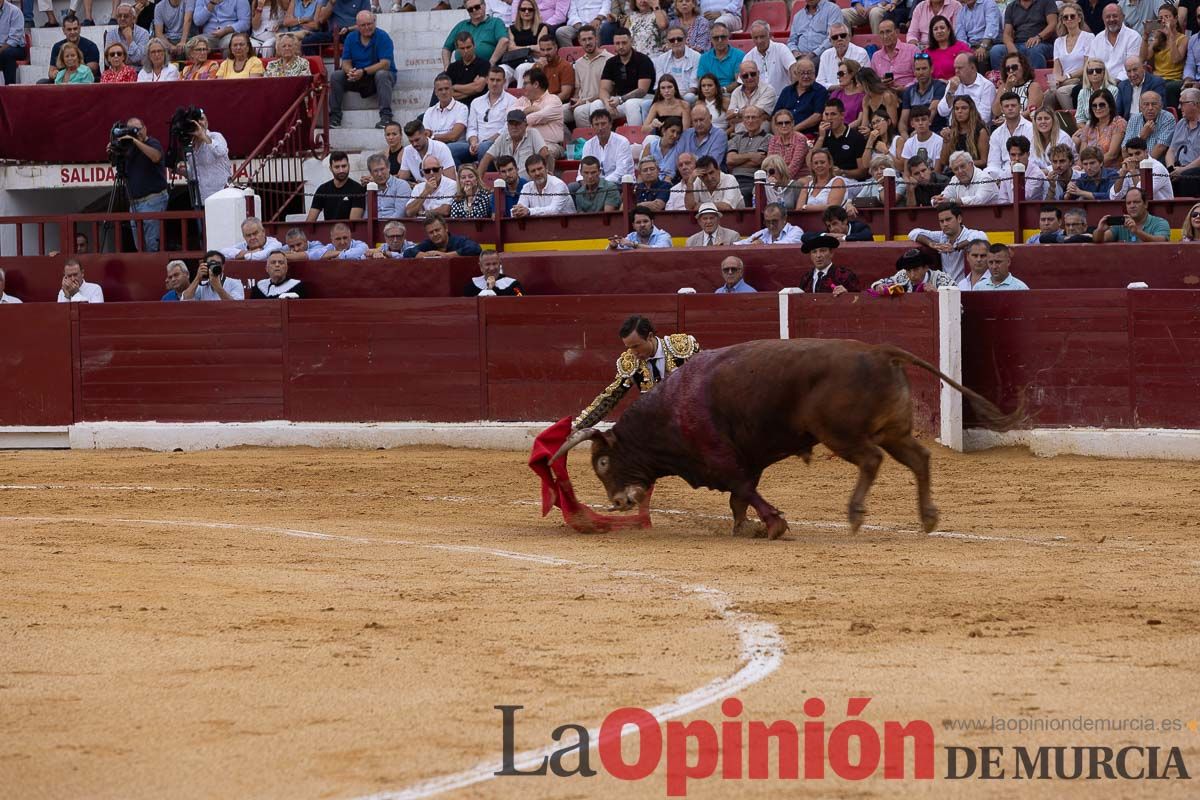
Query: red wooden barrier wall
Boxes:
[
  {"xmin": 961, "ymin": 290, "xmax": 1200, "ymax": 429},
  {"xmin": 4, "ymin": 291, "xmax": 1197, "ymax": 436},
  {"xmin": 8, "ymin": 243, "xmax": 1200, "ymax": 305}
]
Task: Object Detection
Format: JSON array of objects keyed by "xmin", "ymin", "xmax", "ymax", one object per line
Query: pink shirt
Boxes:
[
  {"xmin": 870, "ymin": 41, "xmax": 919, "ymax": 89},
  {"xmin": 907, "ymin": 0, "xmax": 964, "ymax": 48},
  {"xmin": 927, "ymin": 41, "xmax": 970, "ymax": 80}
]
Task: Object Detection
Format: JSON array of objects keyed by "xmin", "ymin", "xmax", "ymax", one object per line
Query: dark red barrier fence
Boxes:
[
  {"xmin": 0, "ymin": 294, "xmax": 944, "ymax": 434},
  {"xmin": 0, "ymin": 79, "xmax": 313, "ymax": 163},
  {"xmin": 9, "ymin": 241, "xmax": 1193, "ymax": 304},
  {"xmin": 961, "ymin": 290, "xmax": 1200, "ymax": 429}
]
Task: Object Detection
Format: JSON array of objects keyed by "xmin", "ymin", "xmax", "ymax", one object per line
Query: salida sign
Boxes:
[
  {"xmin": 495, "ymin": 700, "xmax": 1191, "ymax": 796},
  {"xmin": 59, "ymin": 166, "xmax": 117, "ymax": 185}
]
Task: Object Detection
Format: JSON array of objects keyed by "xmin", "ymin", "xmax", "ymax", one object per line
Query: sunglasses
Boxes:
[
  {"xmin": 1191, "ymin": 210, "xmax": 1200, "ymax": 218},
  {"xmin": 836, "ymin": 71, "xmax": 847, "ymax": 77},
  {"xmin": 106, "ymin": 51, "xmax": 124, "ymax": 57},
  {"xmin": 913, "ymin": 53, "xmax": 931, "ymax": 61},
  {"xmin": 1087, "ymin": 68, "xmax": 1104, "ymax": 74},
  {"xmin": 423, "ymin": 166, "xmax": 442, "ymax": 174},
  {"xmin": 712, "ymin": 34, "xmax": 728, "ymax": 40},
  {"xmin": 740, "ymin": 73, "xmax": 756, "ymax": 79},
  {"xmin": 774, "ymin": 118, "xmax": 792, "ymax": 125},
  {"xmin": 1006, "ymin": 64, "xmax": 1021, "ymax": 72},
  {"xmin": 830, "ymin": 33, "xmax": 848, "ymax": 40},
  {"xmin": 466, "ymin": 3, "xmax": 482, "ymax": 10},
  {"xmin": 667, "ymin": 36, "xmax": 684, "ymax": 43},
  {"xmin": 1091, "ymin": 102, "xmax": 1108, "ymax": 108},
  {"xmin": 721, "ymin": 267, "xmax": 742, "ymax": 273},
  {"xmin": 1062, "ymin": 13, "xmax": 1078, "ymax": 19}
]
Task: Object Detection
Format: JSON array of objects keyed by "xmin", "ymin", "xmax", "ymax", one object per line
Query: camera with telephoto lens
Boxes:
[{"xmin": 167, "ymin": 105, "xmax": 205, "ymax": 164}]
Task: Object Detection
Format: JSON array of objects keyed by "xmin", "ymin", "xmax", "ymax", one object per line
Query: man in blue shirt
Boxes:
[
  {"xmin": 0, "ymin": 0, "xmax": 27, "ymax": 87},
  {"xmin": 955, "ymin": 0, "xmax": 1001, "ymax": 65},
  {"xmin": 496, "ymin": 155, "xmax": 528, "ymax": 216},
  {"xmin": 192, "ymin": 0, "xmax": 250, "ymax": 51},
  {"xmin": 973, "ymin": 244, "xmax": 1030, "ymax": 290},
  {"xmin": 715, "ymin": 256, "xmax": 757, "ymax": 293},
  {"xmin": 634, "ymin": 158, "xmax": 671, "ymax": 210},
  {"xmin": 789, "ymin": 0, "xmax": 842, "ymax": 58},
  {"xmin": 697, "ymin": 23, "xmax": 744, "ymax": 92},
  {"xmin": 678, "ymin": 103, "xmax": 728, "ymax": 169},
  {"xmin": 609, "ymin": 206, "xmax": 673, "ymax": 249},
  {"xmin": 161, "ymin": 261, "xmax": 191, "ymax": 301},
  {"xmin": 773, "ymin": 57, "xmax": 828, "ymax": 136},
  {"xmin": 330, "ymin": 10, "xmax": 397, "ymax": 129},
  {"xmin": 330, "ymin": 0, "xmax": 369, "ymax": 35}
]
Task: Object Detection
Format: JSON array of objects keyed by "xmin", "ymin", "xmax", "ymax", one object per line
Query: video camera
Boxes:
[
  {"xmin": 108, "ymin": 121, "xmax": 138, "ymax": 166},
  {"xmin": 167, "ymin": 105, "xmax": 204, "ymax": 163}
]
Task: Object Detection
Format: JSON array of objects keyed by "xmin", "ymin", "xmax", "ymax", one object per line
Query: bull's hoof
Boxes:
[
  {"xmin": 733, "ymin": 519, "xmax": 767, "ymax": 538},
  {"xmin": 766, "ymin": 518, "xmax": 789, "ymax": 540},
  {"xmin": 848, "ymin": 505, "xmax": 866, "ymax": 534},
  {"xmin": 921, "ymin": 505, "xmax": 940, "ymax": 534}
]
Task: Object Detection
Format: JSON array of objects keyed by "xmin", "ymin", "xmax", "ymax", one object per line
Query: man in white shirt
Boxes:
[
  {"xmin": 428, "ymin": 73, "xmax": 471, "ymax": 165},
  {"xmin": 57, "ymin": 260, "xmax": 105, "ymax": 303},
  {"xmin": 1086, "ymin": 4, "xmax": 1141, "ymax": 81},
  {"xmin": 220, "ymin": 216, "xmax": 284, "ymax": 261},
  {"xmin": 581, "ymin": 108, "xmax": 634, "ymax": 182},
  {"xmin": 996, "ymin": 135, "xmax": 1048, "ymax": 203},
  {"xmin": 817, "ymin": 22, "xmax": 869, "ymax": 89},
  {"xmin": 937, "ymin": 52, "xmax": 996, "ymax": 125},
  {"xmin": 735, "ymin": 202, "xmax": 805, "ymax": 244},
  {"xmin": 398, "ymin": 120, "xmax": 458, "ymax": 183},
  {"xmin": 569, "ymin": 24, "xmax": 614, "ymax": 127},
  {"xmin": 665, "ymin": 153, "xmax": 699, "ymax": 210},
  {"xmin": 405, "ymin": 155, "xmax": 459, "ymax": 216},
  {"xmin": 0, "ymin": 267, "xmax": 20, "ymax": 303},
  {"xmin": 1111, "ymin": 135, "xmax": 1174, "ymax": 200},
  {"xmin": 743, "ymin": 21, "xmax": 797, "ymax": 97},
  {"xmin": 685, "ymin": 155, "xmax": 746, "ymax": 211},
  {"xmin": 727, "ymin": 61, "xmax": 778, "ymax": 131},
  {"xmin": 513, "ymin": 154, "xmax": 575, "ymax": 216},
  {"xmin": 466, "ymin": 67, "xmax": 516, "ymax": 164},
  {"xmin": 934, "ymin": 150, "xmax": 1000, "ymax": 206},
  {"xmin": 956, "ymin": 238, "xmax": 993, "ymax": 289},
  {"xmin": 908, "ymin": 203, "xmax": 987, "ymax": 281},
  {"xmin": 557, "ymin": 0, "xmax": 611, "ymax": 46},
  {"xmin": 181, "ymin": 251, "xmax": 243, "ymax": 302},
  {"xmin": 987, "ymin": 91, "xmax": 1034, "ymax": 173}
]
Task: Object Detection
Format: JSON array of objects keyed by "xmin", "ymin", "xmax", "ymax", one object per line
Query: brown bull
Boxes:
[{"xmin": 552, "ymin": 338, "xmax": 1022, "ymax": 539}]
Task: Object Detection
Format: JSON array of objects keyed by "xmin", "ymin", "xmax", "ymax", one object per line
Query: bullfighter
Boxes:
[{"xmin": 573, "ymin": 315, "xmax": 700, "ymax": 430}]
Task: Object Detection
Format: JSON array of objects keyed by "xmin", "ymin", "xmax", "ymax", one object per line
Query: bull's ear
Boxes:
[{"xmin": 601, "ymin": 430, "xmax": 618, "ymax": 449}]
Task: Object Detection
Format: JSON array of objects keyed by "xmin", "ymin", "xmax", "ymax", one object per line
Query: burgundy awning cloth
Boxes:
[{"xmin": 0, "ymin": 78, "xmax": 312, "ymax": 163}]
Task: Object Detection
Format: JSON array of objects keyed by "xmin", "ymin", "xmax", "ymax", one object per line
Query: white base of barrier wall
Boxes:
[
  {"xmin": 0, "ymin": 426, "xmax": 70, "ymax": 449},
  {"xmin": 965, "ymin": 427, "xmax": 1200, "ymax": 461}
]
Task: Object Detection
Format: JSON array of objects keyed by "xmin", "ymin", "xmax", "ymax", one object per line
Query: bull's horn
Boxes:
[{"xmin": 549, "ymin": 427, "xmax": 602, "ymax": 464}]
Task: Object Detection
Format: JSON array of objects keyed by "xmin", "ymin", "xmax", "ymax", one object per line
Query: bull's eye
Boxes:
[{"xmin": 597, "ymin": 456, "xmax": 610, "ymax": 473}]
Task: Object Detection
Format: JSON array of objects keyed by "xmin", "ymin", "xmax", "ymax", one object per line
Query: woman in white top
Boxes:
[
  {"xmin": 252, "ymin": 0, "xmax": 294, "ymax": 58},
  {"xmin": 1051, "ymin": 3, "xmax": 1094, "ymax": 111},
  {"xmin": 795, "ymin": 148, "xmax": 847, "ymax": 211},
  {"xmin": 1029, "ymin": 107, "xmax": 1075, "ymax": 173},
  {"xmin": 137, "ymin": 38, "xmax": 180, "ymax": 82},
  {"xmin": 698, "ymin": 74, "xmax": 728, "ymax": 131}
]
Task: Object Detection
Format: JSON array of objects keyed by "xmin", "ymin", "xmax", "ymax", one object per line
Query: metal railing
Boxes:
[
  {"xmin": 228, "ymin": 73, "xmax": 331, "ymax": 224},
  {"xmin": 0, "ymin": 211, "xmax": 206, "ymax": 259}
]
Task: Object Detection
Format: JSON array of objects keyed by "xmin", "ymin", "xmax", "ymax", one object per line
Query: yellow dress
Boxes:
[{"xmin": 216, "ymin": 57, "xmax": 265, "ymax": 79}]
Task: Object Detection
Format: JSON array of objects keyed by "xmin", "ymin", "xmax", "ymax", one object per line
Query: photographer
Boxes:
[
  {"xmin": 181, "ymin": 250, "xmax": 245, "ymax": 301},
  {"xmin": 107, "ymin": 117, "xmax": 170, "ymax": 253},
  {"xmin": 173, "ymin": 109, "xmax": 233, "ymax": 207}
]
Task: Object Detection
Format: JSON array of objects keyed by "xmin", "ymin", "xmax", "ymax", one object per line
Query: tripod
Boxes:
[{"xmin": 99, "ymin": 157, "xmax": 129, "ymax": 254}]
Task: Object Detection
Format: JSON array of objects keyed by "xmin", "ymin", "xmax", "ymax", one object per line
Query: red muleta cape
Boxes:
[{"xmin": 528, "ymin": 417, "xmax": 652, "ymax": 533}]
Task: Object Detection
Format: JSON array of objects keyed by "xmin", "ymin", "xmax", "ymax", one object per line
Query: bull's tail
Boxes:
[{"xmin": 878, "ymin": 345, "xmax": 1026, "ymax": 432}]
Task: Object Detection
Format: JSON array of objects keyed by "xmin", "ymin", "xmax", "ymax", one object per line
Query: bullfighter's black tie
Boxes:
[{"xmin": 651, "ymin": 360, "xmax": 662, "ymax": 382}]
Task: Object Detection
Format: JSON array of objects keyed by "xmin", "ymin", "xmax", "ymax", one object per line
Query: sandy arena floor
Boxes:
[{"xmin": 1, "ymin": 444, "xmax": 1198, "ymax": 799}]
